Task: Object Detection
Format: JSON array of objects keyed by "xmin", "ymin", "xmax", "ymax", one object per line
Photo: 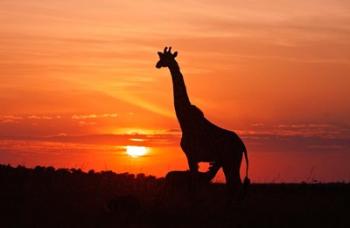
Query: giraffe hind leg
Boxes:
[
  {"xmin": 205, "ymin": 161, "xmax": 221, "ymax": 181},
  {"xmin": 223, "ymin": 162, "xmax": 242, "ymax": 202}
]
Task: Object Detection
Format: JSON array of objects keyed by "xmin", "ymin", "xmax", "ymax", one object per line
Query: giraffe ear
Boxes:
[
  {"xmin": 173, "ymin": 51, "xmax": 178, "ymax": 58},
  {"xmin": 158, "ymin": 52, "xmax": 163, "ymax": 57}
]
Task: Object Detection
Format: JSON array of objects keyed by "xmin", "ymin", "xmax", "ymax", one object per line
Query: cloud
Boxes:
[
  {"xmin": 234, "ymin": 122, "xmax": 350, "ymax": 154},
  {"xmin": 0, "ymin": 115, "xmax": 23, "ymax": 123},
  {"xmin": 238, "ymin": 123, "xmax": 350, "ymax": 140},
  {"xmin": 27, "ymin": 115, "xmax": 61, "ymax": 120},
  {"xmin": 0, "ymin": 122, "xmax": 349, "ymax": 154},
  {"xmin": 77, "ymin": 121, "xmax": 96, "ymax": 126},
  {"xmin": 71, "ymin": 113, "xmax": 118, "ymax": 120},
  {"xmin": 0, "ymin": 132, "xmax": 179, "ymax": 148},
  {"xmin": 0, "ymin": 114, "xmax": 64, "ymax": 124}
]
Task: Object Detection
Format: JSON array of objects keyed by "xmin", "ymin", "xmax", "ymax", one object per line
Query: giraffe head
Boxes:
[{"xmin": 156, "ymin": 47, "xmax": 178, "ymax": 69}]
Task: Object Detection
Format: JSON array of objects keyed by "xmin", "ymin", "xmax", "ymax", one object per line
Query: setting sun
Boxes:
[{"xmin": 126, "ymin": 146, "xmax": 149, "ymax": 158}]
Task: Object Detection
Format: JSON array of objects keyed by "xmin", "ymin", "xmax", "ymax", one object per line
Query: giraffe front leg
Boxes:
[
  {"xmin": 186, "ymin": 157, "xmax": 202, "ymax": 199},
  {"xmin": 181, "ymin": 140, "xmax": 198, "ymax": 173},
  {"xmin": 187, "ymin": 158, "xmax": 199, "ymax": 173}
]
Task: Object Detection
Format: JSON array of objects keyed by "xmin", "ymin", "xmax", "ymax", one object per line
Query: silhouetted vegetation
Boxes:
[{"xmin": 0, "ymin": 164, "xmax": 349, "ymax": 227}]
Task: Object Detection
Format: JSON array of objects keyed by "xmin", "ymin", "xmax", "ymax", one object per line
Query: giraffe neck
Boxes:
[{"xmin": 168, "ymin": 62, "xmax": 191, "ymax": 121}]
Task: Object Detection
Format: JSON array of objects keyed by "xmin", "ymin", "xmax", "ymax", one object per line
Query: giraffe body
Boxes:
[{"xmin": 156, "ymin": 47, "xmax": 250, "ymax": 191}]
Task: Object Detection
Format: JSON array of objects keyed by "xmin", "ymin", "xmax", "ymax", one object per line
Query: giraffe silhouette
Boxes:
[{"xmin": 156, "ymin": 47, "xmax": 250, "ymax": 192}]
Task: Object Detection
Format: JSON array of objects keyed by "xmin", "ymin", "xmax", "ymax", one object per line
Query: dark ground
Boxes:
[{"xmin": 0, "ymin": 164, "xmax": 349, "ymax": 228}]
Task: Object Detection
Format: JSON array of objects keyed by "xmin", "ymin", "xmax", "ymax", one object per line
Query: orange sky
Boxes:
[{"xmin": 0, "ymin": 0, "xmax": 349, "ymax": 182}]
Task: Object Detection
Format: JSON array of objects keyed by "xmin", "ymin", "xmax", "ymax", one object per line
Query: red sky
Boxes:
[{"xmin": 0, "ymin": 0, "xmax": 349, "ymax": 182}]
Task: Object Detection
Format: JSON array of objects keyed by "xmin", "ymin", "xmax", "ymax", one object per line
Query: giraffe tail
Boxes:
[{"xmin": 243, "ymin": 148, "xmax": 250, "ymax": 190}]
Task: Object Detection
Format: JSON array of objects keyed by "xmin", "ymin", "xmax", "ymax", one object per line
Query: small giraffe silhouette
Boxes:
[{"xmin": 156, "ymin": 47, "xmax": 250, "ymax": 192}]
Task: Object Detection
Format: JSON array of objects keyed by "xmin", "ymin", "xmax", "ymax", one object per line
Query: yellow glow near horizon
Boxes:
[{"xmin": 126, "ymin": 146, "xmax": 149, "ymax": 158}]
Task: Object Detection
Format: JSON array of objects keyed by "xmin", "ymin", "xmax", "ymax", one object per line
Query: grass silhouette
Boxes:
[{"xmin": 0, "ymin": 164, "xmax": 348, "ymax": 227}]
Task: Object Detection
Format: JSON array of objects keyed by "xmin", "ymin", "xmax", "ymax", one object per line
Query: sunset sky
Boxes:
[{"xmin": 1, "ymin": 0, "xmax": 349, "ymax": 182}]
